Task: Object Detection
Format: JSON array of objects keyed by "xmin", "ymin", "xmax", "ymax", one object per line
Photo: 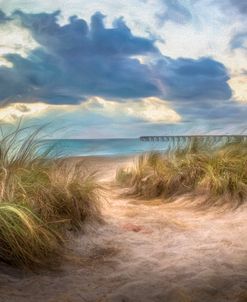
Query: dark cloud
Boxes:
[
  {"xmin": 155, "ymin": 57, "xmax": 232, "ymax": 101},
  {"xmin": 156, "ymin": 0, "xmax": 192, "ymax": 25},
  {"xmin": 229, "ymin": 0, "xmax": 247, "ymax": 15},
  {"xmin": 14, "ymin": 11, "xmax": 157, "ymax": 57},
  {"xmin": 0, "ymin": 11, "xmax": 159, "ymax": 103},
  {"xmin": 0, "ymin": 10, "xmax": 231, "ymax": 106},
  {"xmin": 0, "ymin": 11, "xmax": 10, "ymax": 23}
]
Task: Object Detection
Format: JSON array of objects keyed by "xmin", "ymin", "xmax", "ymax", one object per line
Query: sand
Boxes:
[{"xmin": 0, "ymin": 156, "xmax": 246, "ymax": 302}]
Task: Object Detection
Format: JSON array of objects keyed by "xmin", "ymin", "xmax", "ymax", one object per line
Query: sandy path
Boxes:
[{"xmin": 0, "ymin": 156, "xmax": 246, "ymax": 302}]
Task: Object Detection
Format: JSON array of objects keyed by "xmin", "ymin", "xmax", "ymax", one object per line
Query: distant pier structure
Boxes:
[{"xmin": 140, "ymin": 135, "xmax": 247, "ymax": 142}]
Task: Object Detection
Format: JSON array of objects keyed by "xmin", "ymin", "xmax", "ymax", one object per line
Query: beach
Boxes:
[{"xmin": 0, "ymin": 155, "xmax": 246, "ymax": 302}]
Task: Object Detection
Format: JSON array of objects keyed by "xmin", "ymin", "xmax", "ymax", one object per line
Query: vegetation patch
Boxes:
[
  {"xmin": 0, "ymin": 124, "xmax": 103, "ymax": 269},
  {"xmin": 116, "ymin": 137, "xmax": 247, "ymax": 208}
]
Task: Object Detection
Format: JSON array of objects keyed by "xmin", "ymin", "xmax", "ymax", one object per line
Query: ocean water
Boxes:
[{"xmin": 43, "ymin": 139, "xmax": 168, "ymax": 157}]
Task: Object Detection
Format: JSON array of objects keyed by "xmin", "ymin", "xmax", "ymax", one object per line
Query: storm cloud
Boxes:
[
  {"xmin": 229, "ymin": 0, "xmax": 247, "ymax": 15},
  {"xmin": 154, "ymin": 57, "xmax": 231, "ymax": 101},
  {"xmin": 0, "ymin": 10, "xmax": 232, "ymax": 106}
]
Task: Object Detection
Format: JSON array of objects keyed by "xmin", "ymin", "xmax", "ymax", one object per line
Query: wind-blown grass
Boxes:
[
  {"xmin": 116, "ymin": 137, "xmax": 247, "ymax": 207},
  {"xmin": 0, "ymin": 124, "xmax": 102, "ymax": 269},
  {"xmin": 24, "ymin": 160, "xmax": 103, "ymax": 231},
  {"xmin": 0, "ymin": 204, "xmax": 63, "ymax": 269}
]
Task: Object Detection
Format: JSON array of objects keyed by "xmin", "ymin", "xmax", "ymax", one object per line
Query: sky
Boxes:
[{"xmin": 0, "ymin": 0, "xmax": 246, "ymax": 138}]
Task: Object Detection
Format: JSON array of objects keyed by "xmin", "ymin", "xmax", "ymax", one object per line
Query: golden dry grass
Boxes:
[
  {"xmin": 116, "ymin": 137, "xmax": 247, "ymax": 207},
  {"xmin": 0, "ymin": 124, "xmax": 103, "ymax": 269},
  {"xmin": 0, "ymin": 204, "xmax": 63, "ymax": 269}
]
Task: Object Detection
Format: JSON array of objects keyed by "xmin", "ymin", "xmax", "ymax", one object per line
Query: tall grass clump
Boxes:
[
  {"xmin": 26, "ymin": 160, "xmax": 103, "ymax": 231},
  {"xmin": 0, "ymin": 123, "xmax": 102, "ymax": 268},
  {"xmin": 116, "ymin": 137, "xmax": 247, "ymax": 207},
  {"xmin": 0, "ymin": 204, "xmax": 63, "ymax": 269}
]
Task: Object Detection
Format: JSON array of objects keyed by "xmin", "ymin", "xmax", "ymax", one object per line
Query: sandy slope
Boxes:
[{"xmin": 0, "ymin": 156, "xmax": 246, "ymax": 302}]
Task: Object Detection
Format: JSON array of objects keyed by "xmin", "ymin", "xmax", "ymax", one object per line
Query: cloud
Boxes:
[
  {"xmin": 81, "ymin": 97, "xmax": 181, "ymax": 123},
  {"xmin": 14, "ymin": 10, "xmax": 157, "ymax": 56},
  {"xmin": 0, "ymin": 102, "xmax": 50, "ymax": 123},
  {"xmin": 179, "ymin": 97, "xmax": 247, "ymax": 128},
  {"xmin": 230, "ymin": 32, "xmax": 247, "ymax": 50},
  {"xmin": 156, "ymin": 0, "xmax": 192, "ymax": 25},
  {"xmin": 229, "ymin": 0, "xmax": 247, "ymax": 15},
  {"xmin": 228, "ymin": 74, "xmax": 247, "ymax": 103},
  {"xmin": 0, "ymin": 10, "xmax": 160, "ymax": 103},
  {"xmin": 1, "ymin": 97, "xmax": 246, "ymax": 138},
  {"xmin": 0, "ymin": 10, "xmax": 232, "ymax": 108},
  {"xmin": 154, "ymin": 56, "xmax": 232, "ymax": 101},
  {"xmin": 0, "ymin": 20, "xmax": 38, "ymax": 67},
  {"xmin": 0, "ymin": 97, "xmax": 181, "ymax": 124},
  {"xmin": 0, "ymin": 11, "xmax": 11, "ymax": 23}
]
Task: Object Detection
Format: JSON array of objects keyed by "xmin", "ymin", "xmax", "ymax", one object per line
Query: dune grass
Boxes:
[
  {"xmin": 0, "ymin": 124, "xmax": 102, "ymax": 269},
  {"xmin": 0, "ymin": 204, "xmax": 63, "ymax": 269},
  {"xmin": 24, "ymin": 160, "xmax": 103, "ymax": 231},
  {"xmin": 116, "ymin": 137, "xmax": 247, "ymax": 207}
]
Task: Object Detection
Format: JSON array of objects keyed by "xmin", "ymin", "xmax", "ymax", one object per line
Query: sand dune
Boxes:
[{"xmin": 0, "ymin": 156, "xmax": 246, "ymax": 302}]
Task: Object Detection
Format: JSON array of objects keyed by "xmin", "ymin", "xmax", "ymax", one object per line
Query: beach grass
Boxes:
[
  {"xmin": 0, "ymin": 203, "xmax": 63, "ymax": 269},
  {"xmin": 0, "ymin": 124, "xmax": 102, "ymax": 269},
  {"xmin": 26, "ymin": 159, "xmax": 103, "ymax": 231},
  {"xmin": 116, "ymin": 137, "xmax": 247, "ymax": 207}
]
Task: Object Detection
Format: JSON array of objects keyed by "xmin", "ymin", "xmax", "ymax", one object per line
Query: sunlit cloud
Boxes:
[
  {"xmin": 81, "ymin": 97, "xmax": 181, "ymax": 123},
  {"xmin": 0, "ymin": 97, "xmax": 181, "ymax": 124},
  {"xmin": 0, "ymin": 102, "xmax": 50, "ymax": 122},
  {"xmin": 229, "ymin": 75, "xmax": 247, "ymax": 103},
  {"xmin": 0, "ymin": 21, "xmax": 38, "ymax": 67}
]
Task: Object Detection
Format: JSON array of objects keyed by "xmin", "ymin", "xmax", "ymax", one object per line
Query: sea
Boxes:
[{"xmin": 43, "ymin": 138, "xmax": 168, "ymax": 157}]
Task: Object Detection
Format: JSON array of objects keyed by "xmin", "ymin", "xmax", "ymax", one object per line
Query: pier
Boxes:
[{"xmin": 140, "ymin": 135, "xmax": 247, "ymax": 142}]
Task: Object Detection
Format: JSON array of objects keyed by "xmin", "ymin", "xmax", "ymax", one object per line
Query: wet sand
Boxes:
[{"xmin": 0, "ymin": 156, "xmax": 246, "ymax": 302}]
